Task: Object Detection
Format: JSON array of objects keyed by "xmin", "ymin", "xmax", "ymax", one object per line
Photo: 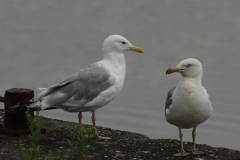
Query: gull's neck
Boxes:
[
  {"xmin": 102, "ymin": 51, "xmax": 126, "ymax": 76},
  {"xmin": 180, "ymin": 76, "xmax": 202, "ymax": 86}
]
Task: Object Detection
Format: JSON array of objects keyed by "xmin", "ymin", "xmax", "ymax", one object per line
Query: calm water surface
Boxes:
[{"xmin": 0, "ymin": 1, "xmax": 239, "ymax": 150}]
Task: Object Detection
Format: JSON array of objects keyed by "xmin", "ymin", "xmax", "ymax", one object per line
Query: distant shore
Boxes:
[{"xmin": 0, "ymin": 109, "xmax": 239, "ymax": 160}]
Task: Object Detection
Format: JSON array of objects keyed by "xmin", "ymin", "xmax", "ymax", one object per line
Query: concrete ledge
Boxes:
[{"xmin": 0, "ymin": 109, "xmax": 239, "ymax": 160}]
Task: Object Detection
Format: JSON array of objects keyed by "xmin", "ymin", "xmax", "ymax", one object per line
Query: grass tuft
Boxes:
[{"xmin": 19, "ymin": 108, "xmax": 98, "ymax": 160}]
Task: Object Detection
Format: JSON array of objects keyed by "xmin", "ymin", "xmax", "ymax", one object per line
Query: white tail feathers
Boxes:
[
  {"xmin": 38, "ymin": 88, "xmax": 46, "ymax": 90},
  {"xmin": 34, "ymin": 88, "xmax": 52, "ymax": 102}
]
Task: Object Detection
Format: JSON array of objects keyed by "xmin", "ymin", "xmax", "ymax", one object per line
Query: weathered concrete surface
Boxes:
[{"xmin": 0, "ymin": 109, "xmax": 239, "ymax": 160}]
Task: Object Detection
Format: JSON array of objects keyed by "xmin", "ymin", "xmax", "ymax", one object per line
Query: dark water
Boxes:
[{"xmin": 0, "ymin": 1, "xmax": 239, "ymax": 150}]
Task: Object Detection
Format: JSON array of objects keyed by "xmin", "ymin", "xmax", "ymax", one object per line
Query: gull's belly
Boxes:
[{"xmin": 166, "ymin": 92, "xmax": 212, "ymax": 128}]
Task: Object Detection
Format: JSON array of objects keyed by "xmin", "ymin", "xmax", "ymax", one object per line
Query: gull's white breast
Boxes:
[
  {"xmin": 84, "ymin": 57, "xmax": 126, "ymax": 109},
  {"xmin": 166, "ymin": 80, "xmax": 213, "ymax": 128}
]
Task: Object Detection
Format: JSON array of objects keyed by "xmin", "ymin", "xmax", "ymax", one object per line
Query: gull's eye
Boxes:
[
  {"xmin": 186, "ymin": 64, "xmax": 192, "ymax": 68},
  {"xmin": 122, "ymin": 41, "xmax": 126, "ymax": 45}
]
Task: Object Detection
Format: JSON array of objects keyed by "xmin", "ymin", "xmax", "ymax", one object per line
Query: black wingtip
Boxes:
[
  {"xmin": 6, "ymin": 106, "xmax": 37, "ymax": 114},
  {"xmin": 6, "ymin": 106, "xmax": 59, "ymax": 114}
]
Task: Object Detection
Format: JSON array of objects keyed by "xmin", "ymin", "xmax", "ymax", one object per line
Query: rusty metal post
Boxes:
[
  {"xmin": 0, "ymin": 88, "xmax": 46, "ymax": 136},
  {"xmin": 4, "ymin": 88, "xmax": 34, "ymax": 129}
]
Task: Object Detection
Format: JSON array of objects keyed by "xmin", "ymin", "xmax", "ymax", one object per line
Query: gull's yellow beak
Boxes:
[
  {"xmin": 166, "ymin": 67, "xmax": 181, "ymax": 75},
  {"xmin": 130, "ymin": 46, "xmax": 144, "ymax": 53}
]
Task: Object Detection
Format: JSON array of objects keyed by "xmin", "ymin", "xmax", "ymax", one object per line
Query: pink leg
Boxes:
[
  {"xmin": 91, "ymin": 111, "xmax": 111, "ymax": 140},
  {"xmin": 174, "ymin": 127, "xmax": 190, "ymax": 157},
  {"xmin": 192, "ymin": 126, "xmax": 204, "ymax": 155},
  {"xmin": 78, "ymin": 112, "xmax": 82, "ymax": 126}
]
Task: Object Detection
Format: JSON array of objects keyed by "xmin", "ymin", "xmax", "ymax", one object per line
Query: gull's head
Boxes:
[
  {"xmin": 166, "ymin": 58, "xmax": 203, "ymax": 78},
  {"xmin": 102, "ymin": 35, "xmax": 144, "ymax": 54}
]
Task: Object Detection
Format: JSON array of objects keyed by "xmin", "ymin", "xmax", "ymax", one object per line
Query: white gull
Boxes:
[
  {"xmin": 165, "ymin": 58, "xmax": 212, "ymax": 156},
  {"xmin": 15, "ymin": 35, "xmax": 144, "ymax": 139}
]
